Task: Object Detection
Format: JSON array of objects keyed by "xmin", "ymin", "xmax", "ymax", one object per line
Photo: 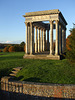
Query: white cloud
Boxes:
[
  {"xmin": 0, "ymin": 40, "xmax": 25, "ymax": 44},
  {"xmin": 5, "ymin": 41, "xmax": 12, "ymax": 43}
]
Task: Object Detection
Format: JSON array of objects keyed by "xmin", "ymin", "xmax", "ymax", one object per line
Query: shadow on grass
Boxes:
[
  {"xmin": 24, "ymin": 77, "xmax": 41, "ymax": 82},
  {"xmin": 14, "ymin": 76, "xmax": 41, "ymax": 83},
  {"xmin": 0, "ymin": 56, "xmax": 23, "ymax": 61},
  {"xmin": 0, "ymin": 90, "xmax": 74, "ymax": 100},
  {"xmin": 14, "ymin": 76, "xmax": 24, "ymax": 81},
  {"xmin": 0, "ymin": 68, "xmax": 12, "ymax": 80}
]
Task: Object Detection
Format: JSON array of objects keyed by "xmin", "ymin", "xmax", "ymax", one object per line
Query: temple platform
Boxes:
[{"xmin": 23, "ymin": 51, "xmax": 61, "ymax": 60}]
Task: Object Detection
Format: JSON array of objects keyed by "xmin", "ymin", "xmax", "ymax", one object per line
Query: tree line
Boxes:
[
  {"xmin": 66, "ymin": 26, "xmax": 75, "ymax": 62},
  {"xmin": 0, "ymin": 42, "xmax": 25, "ymax": 52},
  {"xmin": 0, "ymin": 24, "xmax": 75, "ymax": 62}
]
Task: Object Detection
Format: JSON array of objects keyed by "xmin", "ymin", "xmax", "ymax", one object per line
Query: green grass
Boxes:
[{"xmin": 0, "ymin": 52, "xmax": 75, "ymax": 84}]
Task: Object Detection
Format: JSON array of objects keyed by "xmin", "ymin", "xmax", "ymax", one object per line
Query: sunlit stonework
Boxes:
[{"xmin": 23, "ymin": 9, "xmax": 67, "ymax": 60}]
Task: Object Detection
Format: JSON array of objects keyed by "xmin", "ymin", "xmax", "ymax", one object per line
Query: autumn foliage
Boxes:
[
  {"xmin": 66, "ymin": 35, "xmax": 71, "ymax": 51},
  {"xmin": 8, "ymin": 46, "xmax": 15, "ymax": 52},
  {"xmin": 3, "ymin": 47, "xmax": 9, "ymax": 52},
  {"xmin": 66, "ymin": 28, "xmax": 75, "ymax": 62},
  {"xmin": 3, "ymin": 42, "xmax": 25, "ymax": 52},
  {"xmin": 0, "ymin": 50, "xmax": 2, "ymax": 52},
  {"xmin": 24, "ymin": 44, "xmax": 26, "ymax": 52}
]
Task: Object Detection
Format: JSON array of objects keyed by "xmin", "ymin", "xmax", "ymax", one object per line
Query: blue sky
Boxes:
[{"xmin": 0, "ymin": 0, "xmax": 75, "ymax": 44}]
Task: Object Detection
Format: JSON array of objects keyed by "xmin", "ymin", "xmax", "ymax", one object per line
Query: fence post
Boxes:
[{"xmin": 1, "ymin": 76, "xmax": 10, "ymax": 91}]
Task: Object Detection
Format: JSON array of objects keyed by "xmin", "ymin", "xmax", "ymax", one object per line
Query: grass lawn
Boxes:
[{"xmin": 0, "ymin": 52, "xmax": 75, "ymax": 84}]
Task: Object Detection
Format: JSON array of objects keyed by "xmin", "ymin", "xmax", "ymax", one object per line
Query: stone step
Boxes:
[
  {"xmin": 24, "ymin": 55, "xmax": 60, "ymax": 60},
  {"xmin": 13, "ymin": 67, "xmax": 22, "ymax": 71},
  {"xmin": 11, "ymin": 71, "xmax": 18, "ymax": 74},
  {"xmin": 10, "ymin": 73, "xmax": 16, "ymax": 77},
  {"xmin": 9, "ymin": 67, "xmax": 23, "ymax": 78}
]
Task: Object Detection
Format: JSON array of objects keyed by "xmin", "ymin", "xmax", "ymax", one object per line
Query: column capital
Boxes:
[
  {"xmin": 41, "ymin": 28, "xmax": 43, "ymax": 31},
  {"xmin": 35, "ymin": 26, "xmax": 37, "ymax": 29},
  {"xmin": 25, "ymin": 22, "xmax": 28, "ymax": 25},
  {"xmin": 55, "ymin": 20, "xmax": 59, "ymax": 24},
  {"xmin": 30, "ymin": 22, "xmax": 33, "ymax": 25},
  {"xmin": 38, "ymin": 27, "xmax": 40, "ymax": 30},
  {"xmin": 49, "ymin": 20, "xmax": 53, "ymax": 24}
]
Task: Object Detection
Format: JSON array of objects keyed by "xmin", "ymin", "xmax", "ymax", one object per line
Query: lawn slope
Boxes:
[{"xmin": 0, "ymin": 52, "xmax": 75, "ymax": 84}]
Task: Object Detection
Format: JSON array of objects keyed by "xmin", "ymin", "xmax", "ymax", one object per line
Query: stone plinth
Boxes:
[
  {"xmin": 23, "ymin": 54, "xmax": 60, "ymax": 60},
  {"xmin": 23, "ymin": 9, "xmax": 67, "ymax": 60}
]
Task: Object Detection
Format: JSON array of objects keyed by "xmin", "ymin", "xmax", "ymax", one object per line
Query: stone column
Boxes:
[
  {"xmin": 47, "ymin": 30, "xmax": 49, "ymax": 50},
  {"xmin": 50, "ymin": 21, "xmax": 53, "ymax": 55},
  {"xmin": 38, "ymin": 28, "xmax": 40, "ymax": 52},
  {"xmin": 33, "ymin": 26, "xmax": 34, "ymax": 53},
  {"xmin": 41, "ymin": 29, "xmax": 43, "ymax": 52},
  {"xmin": 55, "ymin": 20, "xmax": 59, "ymax": 55},
  {"xmin": 44, "ymin": 30, "xmax": 46, "ymax": 51},
  {"xmin": 30, "ymin": 22, "xmax": 34, "ymax": 55},
  {"xmin": 43, "ymin": 29, "xmax": 45, "ymax": 51},
  {"xmin": 35, "ymin": 26, "xmax": 37, "ymax": 53},
  {"xmin": 64, "ymin": 28, "xmax": 66, "ymax": 51},
  {"xmin": 28, "ymin": 25, "xmax": 30, "ymax": 54},
  {"xmin": 62, "ymin": 27, "xmax": 66, "ymax": 53},
  {"xmin": 59, "ymin": 24, "xmax": 62, "ymax": 54},
  {"xmin": 25, "ymin": 22, "xmax": 28, "ymax": 54},
  {"xmin": 62, "ymin": 28, "xmax": 64, "ymax": 53}
]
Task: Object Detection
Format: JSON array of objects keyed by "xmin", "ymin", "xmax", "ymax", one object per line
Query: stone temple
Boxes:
[{"xmin": 23, "ymin": 9, "xmax": 67, "ymax": 60}]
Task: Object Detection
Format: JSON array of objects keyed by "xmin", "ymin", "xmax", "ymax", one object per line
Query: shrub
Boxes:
[
  {"xmin": 0, "ymin": 50, "xmax": 2, "ymax": 52},
  {"xmin": 20, "ymin": 42, "xmax": 25, "ymax": 52},
  {"xmin": 14, "ymin": 44, "xmax": 20, "ymax": 52},
  {"xmin": 19, "ymin": 46, "xmax": 24, "ymax": 52},
  {"xmin": 66, "ymin": 35, "xmax": 71, "ymax": 51},
  {"xmin": 3, "ymin": 47, "xmax": 9, "ymax": 52},
  {"xmin": 66, "ymin": 28, "xmax": 75, "ymax": 62},
  {"xmin": 20, "ymin": 42, "xmax": 25, "ymax": 47},
  {"xmin": 8, "ymin": 46, "xmax": 15, "ymax": 52},
  {"xmin": 24, "ymin": 44, "xmax": 26, "ymax": 52}
]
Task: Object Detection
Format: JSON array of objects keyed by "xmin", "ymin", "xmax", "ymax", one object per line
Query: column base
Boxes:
[
  {"xmin": 35, "ymin": 51, "xmax": 37, "ymax": 53},
  {"xmin": 23, "ymin": 54, "xmax": 35, "ymax": 59},
  {"xmin": 47, "ymin": 54, "xmax": 60, "ymax": 60},
  {"xmin": 23, "ymin": 54, "xmax": 61, "ymax": 60}
]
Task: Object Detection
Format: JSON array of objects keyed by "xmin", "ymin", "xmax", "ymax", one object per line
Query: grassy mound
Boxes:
[{"xmin": 0, "ymin": 52, "xmax": 75, "ymax": 84}]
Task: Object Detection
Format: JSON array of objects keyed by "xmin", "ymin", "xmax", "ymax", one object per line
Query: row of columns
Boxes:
[
  {"xmin": 25, "ymin": 20, "xmax": 66, "ymax": 55},
  {"xmin": 49, "ymin": 20, "xmax": 66, "ymax": 55},
  {"xmin": 25, "ymin": 22, "xmax": 49, "ymax": 55},
  {"xmin": 35, "ymin": 27, "xmax": 49, "ymax": 53}
]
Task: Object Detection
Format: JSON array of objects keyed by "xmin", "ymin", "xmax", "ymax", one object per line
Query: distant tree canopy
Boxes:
[
  {"xmin": 3, "ymin": 47, "xmax": 9, "ymax": 52},
  {"xmin": 0, "ymin": 44, "xmax": 5, "ymax": 49},
  {"xmin": 66, "ymin": 35, "xmax": 71, "ymax": 51},
  {"xmin": 9, "ymin": 46, "xmax": 15, "ymax": 52},
  {"xmin": 19, "ymin": 41, "xmax": 25, "ymax": 52},
  {"xmin": 66, "ymin": 26, "xmax": 75, "ymax": 62},
  {"xmin": 20, "ymin": 41, "xmax": 25, "ymax": 47},
  {"xmin": 0, "ymin": 50, "xmax": 2, "ymax": 52},
  {"xmin": 14, "ymin": 44, "xmax": 20, "ymax": 52},
  {"xmin": 3, "ymin": 41, "xmax": 25, "ymax": 52}
]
